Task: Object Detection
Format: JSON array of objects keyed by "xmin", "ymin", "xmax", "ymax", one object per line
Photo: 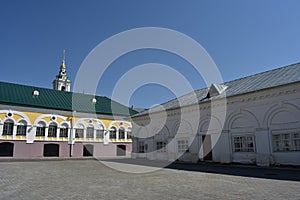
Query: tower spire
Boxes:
[
  {"xmin": 60, "ymin": 49, "xmax": 66, "ymax": 69},
  {"xmin": 53, "ymin": 49, "xmax": 71, "ymax": 92}
]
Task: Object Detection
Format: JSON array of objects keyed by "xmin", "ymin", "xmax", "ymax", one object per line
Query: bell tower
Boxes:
[{"xmin": 53, "ymin": 50, "xmax": 71, "ymax": 92}]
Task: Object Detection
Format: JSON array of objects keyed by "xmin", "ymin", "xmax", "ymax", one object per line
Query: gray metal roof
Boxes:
[{"xmin": 134, "ymin": 62, "xmax": 300, "ymax": 117}]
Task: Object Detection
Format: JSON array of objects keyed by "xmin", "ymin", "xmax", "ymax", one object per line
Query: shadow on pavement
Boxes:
[{"xmin": 97, "ymin": 157, "xmax": 300, "ymax": 182}]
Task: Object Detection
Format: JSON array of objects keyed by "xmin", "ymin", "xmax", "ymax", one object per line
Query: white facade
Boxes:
[{"xmin": 132, "ymin": 79, "xmax": 300, "ymax": 166}]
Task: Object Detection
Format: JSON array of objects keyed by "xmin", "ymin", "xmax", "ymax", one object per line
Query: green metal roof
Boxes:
[{"xmin": 0, "ymin": 81, "xmax": 138, "ymax": 116}]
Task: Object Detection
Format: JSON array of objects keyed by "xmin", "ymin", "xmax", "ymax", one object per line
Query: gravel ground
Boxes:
[{"xmin": 0, "ymin": 159, "xmax": 299, "ymax": 200}]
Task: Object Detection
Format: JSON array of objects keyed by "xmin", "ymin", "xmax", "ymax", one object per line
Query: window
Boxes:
[
  {"xmin": 177, "ymin": 140, "xmax": 189, "ymax": 153},
  {"xmin": 16, "ymin": 122, "xmax": 27, "ymax": 136},
  {"xmin": 86, "ymin": 127, "xmax": 94, "ymax": 138},
  {"xmin": 233, "ymin": 135, "xmax": 254, "ymax": 152},
  {"xmin": 156, "ymin": 141, "xmax": 167, "ymax": 152},
  {"xmin": 3, "ymin": 121, "xmax": 14, "ymax": 135},
  {"xmin": 127, "ymin": 131, "xmax": 132, "ymax": 139},
  {"xmin": 118, "ymin": 128, "xmax": 125, "ymax": 139},
  {"xmin": 273, "ymin": 132, "xmax": 300, "ymax": 152},
  {"xmin": 36, "ymin": 122, "xmax": 46, "ymax": 136},
  {"xmin": 48, "ymin": 123, "xmax": 57, "ymax": 137},
  {"xmin": 138, "ymin": 141, "xmax": 146, "ymax": 153},
  {"xmin": 293, "ymin": 133, "xmax": 300, "ymax": 151},
  {"xmin": 110, "ymin": 127, "xmax": 116, "ymax": 139},
  {"xmin": 59, "ymin": 125, "xmax": 68, "ymax": 138},
  {"xmin": 75, "ymin": 129, "xmax": 84, "ymax": 138},
  {"xmin": 96, "ymin": 129, "xmax": 104, "ymax": 139}
]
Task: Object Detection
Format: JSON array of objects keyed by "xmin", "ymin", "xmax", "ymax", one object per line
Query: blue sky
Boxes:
[{"xmin": 1, "ymin": 1, "xmax": 300, "ymax": 108}]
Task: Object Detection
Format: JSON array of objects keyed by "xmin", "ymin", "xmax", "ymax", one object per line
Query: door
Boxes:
[
  {"xmin": 0, "ymin": 142, "xmax": 14, "ymax": 157},
  {"xmin": 202, "ymin": 135, "xmax": 213, "ymax": 161},
  {"xmin": 117, "ymin": 145, "xmax": 126, "ymax": 156},
  {"xmin": 83, "ymin": 144, "xmax": 94, "ymax": 156},
  {"xmin": 44, "ymin": 144, "xmax": 59, "ymax": 157}
]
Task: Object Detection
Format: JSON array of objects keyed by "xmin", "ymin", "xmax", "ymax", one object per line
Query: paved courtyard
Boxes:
[{"xmin": 0, "ymin": 158, "xmax": 299, "ymax": 200}]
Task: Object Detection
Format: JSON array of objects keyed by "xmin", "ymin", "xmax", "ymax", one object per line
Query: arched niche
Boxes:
[
  {"xmin": 264, "ymin": 103, "xmax": 300, "ymax": 129},
  {"xmin": 199, "ymin": 115, "xmax": 222, "ymax": 134},
  {"xmin": 172, "ymin": 119, "xmax": 193, "ymax": 137},
  {"xmin": 227, "ymin": 110, "xmax": 259, "ymax": 130}
]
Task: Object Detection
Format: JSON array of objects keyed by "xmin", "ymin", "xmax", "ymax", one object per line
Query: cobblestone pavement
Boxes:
[{"xmin": 0, "ymin": 159, "xmax": 299, "ymax": 200}]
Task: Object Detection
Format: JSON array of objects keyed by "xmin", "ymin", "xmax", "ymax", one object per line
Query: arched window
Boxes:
[
  {"xmin": 96, "ymin": 125, "xmax": 104, "ymax": 139},
  {"xmin": 59, "ymin": 124, "xmax": 68, "ymax": 138},
  {"xmin": 110, "ymin": 127, "xmax": 116, "ymax": 139},
  {"xmin": 48, "ymin": 122, "xmax": 57, "ymax": 137},
  {"xmin": 16, "ymin": 120, "xmax": 27, "ymax": 136},
  {"xmin": 36, "ymin": 121, "xmax": 46, "ymax": 136},
  {"xmin": 75, "ymin": 124, "xmax": 84, "ymax": 138},
  {"xmin": 86, "ymin": 126, "xmax": 94, "ymax": 139},
  {"xmin": 3, "ymin": 120, "xmax": 14, "ymax": 135},
  {"xmin": 119, "ymin": 127, "xmax": 125, "ymax": 139},
  {"xmin": 127, "ymin": 127, "xmax": 132, "ymax": 139}
]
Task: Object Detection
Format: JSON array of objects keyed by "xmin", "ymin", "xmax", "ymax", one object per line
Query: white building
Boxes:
[{"xmin": 131, "ymin": 63, "xmax": 300, "ymax": 166}]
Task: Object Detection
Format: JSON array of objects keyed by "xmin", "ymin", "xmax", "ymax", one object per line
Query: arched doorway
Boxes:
[
  {"xmin": 83, "ymin": 144, "xmax": 94, "ymax": 156},
  {"xmin": 117, "ymin": 145, "xmax": 126, "ymax": 156},
  {"xmin": 43, "ymin": 144, "xmax": 59, "ymax": 157},
  {"xmin": 0, "ymin": 142, "xmax": 14, "ymax": 157}
]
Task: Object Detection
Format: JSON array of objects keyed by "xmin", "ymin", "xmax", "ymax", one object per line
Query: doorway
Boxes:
[{"xmin": 202, "ymin": 135, "xmax": 212, "ymax": 161}]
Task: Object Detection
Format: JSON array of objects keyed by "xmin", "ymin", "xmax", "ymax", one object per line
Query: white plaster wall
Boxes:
[{"xmin": 132, "ymin": 82, "xmax": 300, "ymax": 166}]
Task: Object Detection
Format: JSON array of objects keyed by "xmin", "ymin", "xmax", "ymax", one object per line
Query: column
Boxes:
[
  {"xmin": 93, "ymin": 129, "xmax": 97, "ymax": 142},
  {"xmin": 83, "ymin": 128, "xmax": 87, "ymax": 141},
  {"xmin": 26, "ymin": 125, "xmax": 35, "ymax": 144},
  {"xmin": 45, "ymin": 127, "xmax": 49, "ymax": 140},
  {"xmin": 0, "ymin": 123, "xmax": 3, "ymax": 138},
  {"xmin": 255, "ymin": 128, "xmax": 271, "ymax": 166},
  {"xmin": 56, "ymin": 128, "xmax": 60, "ymax": 141},
  {"xmin": 216, "ymin": 130, "xmax": 231, "ymax": 163},
  {"xmin": 103, "ymin": 130, "xmax": 109, "ymax": 144},
  {"xmin": 116, "ymin": 129, "xmax": 119, "ymax": 141},
  {"xmin": 68, "ymin": 128, "xmax": 75, "ymax": 144},
  {"xmin": 12, "ymin": 124, "xmax": 17, "ymax": 140}
]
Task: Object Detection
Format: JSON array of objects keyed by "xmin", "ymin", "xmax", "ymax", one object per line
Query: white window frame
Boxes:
[
  {"xmin": 59, "ymin": 126, "xmax": 68, "ymax": 138},
  {"xmin": 177, "ymin": 139, "xmax": 189, "ymax": 153},
  {"xmin": 75, "ymin": 128, "xmax": 84, "ymax": 138},
  {"xmin": 86, "ymin": 126, "xmax": 94, "ymax": 139},
  {"xmin": 48, "ymin": 122, "xmax": 58, "ymax": 137},
  {"xmin": 3, "ymin": 120, "xmax": 14, "ymax": 135},
  {"xmin": 156, "ymin": 141, "xmax": 167, "ymax": 153},
  {"xmin": 232, "ymin": 134, "xmax": 255, "ymax": 153},
  {"xmin": 36, "ymin": 122, "xmax": 46, "ymax": 137},
  {"xmin": 272, "ymin": 131, "xmax": 300, "ymax": 152},
  {"xmin": 109, "ymin": 127, "xmax": 117, "ymax": 139},
  {"xmin": 96, "ymin": 129, "xmax": 104, "ymax": 139}
]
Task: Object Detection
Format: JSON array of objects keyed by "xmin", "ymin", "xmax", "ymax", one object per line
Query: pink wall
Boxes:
[{"xmin": 0, "ymin": 140, "xmax": 132, "ymax": 158}]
